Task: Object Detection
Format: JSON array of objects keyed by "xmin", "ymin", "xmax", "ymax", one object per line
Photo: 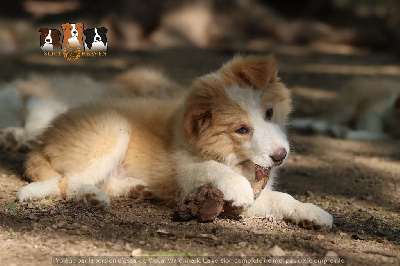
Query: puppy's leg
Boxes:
[
  {"xmin": 246, "ymin": 188, "xmax": 333, "ymax": 230},
  {"xmin": 345, "ymin": 113, "xmax": 388, "ymax": 140},
  {"xmin": 177, "ymin": 160, "xmax": 254, "ymax": 208},
  {"xmin": 99, "ymin": 176, "xmax": 152, "ymax": 199},
  {"xmin": 18, "ymin": 176, "xmax": 61, "ymax": 202}
]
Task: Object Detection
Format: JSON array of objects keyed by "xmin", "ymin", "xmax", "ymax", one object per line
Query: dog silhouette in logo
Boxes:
[
  {"xmin": 39, "ymin": 28, "xmax": 61, "ymax": 52},
  {"xmin": 83, "ymin": 27, "xmax": 108, "ymax": 51},
  {"xmin": 61, "ymin": 23, "xmax": 84, "ymax": 49}
]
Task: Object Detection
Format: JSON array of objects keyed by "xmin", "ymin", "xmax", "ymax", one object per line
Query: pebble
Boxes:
[
  {"xmin": 237, "ymin": 241, "xmax": 248, "ymax": 248},
  {"xmin": 268, "ymin": 245, "xmax": 286, "ymax": 257},
  {"xmin": 325, "ymin": 251, "xmax": 339, "ymax": 258},
  {"xmin": 316, "ymin": 234, "xmax": 325, "ymax": 240},
  {"xmin": 139, "ymin": 241, "xmax": 146, "ymax": 246},
  {"xmin": 125, "ymin": 243, "xmax": 132, "ymax": 251},
  {"xmin": 131, "ymin": 248, "xmax": 142, "ymax": 257},
  {"xmin": 292, "ymin": 250, "xmax": 304, "ymax": 256}
]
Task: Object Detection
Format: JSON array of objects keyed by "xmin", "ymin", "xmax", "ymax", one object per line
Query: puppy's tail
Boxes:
[{"xmin": 115, "ymin": 67, "xmax": 185, "ymax": 99}]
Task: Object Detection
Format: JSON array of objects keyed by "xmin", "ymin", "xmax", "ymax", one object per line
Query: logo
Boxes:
[
  {"xmin": 40, "ymin": 23, "xmax": 108, "ymax": 61},
  {"xmin": 63, "ymin": 44, "xmax": 82, "ymax": 61}
]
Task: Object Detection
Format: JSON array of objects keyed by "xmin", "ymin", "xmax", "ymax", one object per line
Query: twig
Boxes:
[
  {"xmin": 364, "ymin": 250, "xmax": 398, "ymax": 258},
  {"xmin": 157, "ymin": 229, "xmax": 218, "ymax": 241}
]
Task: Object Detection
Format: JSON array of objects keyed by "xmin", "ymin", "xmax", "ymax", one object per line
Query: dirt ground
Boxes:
[{"xmin": 0, "ymin": 47, "xmax": 399, "ymax": 266}]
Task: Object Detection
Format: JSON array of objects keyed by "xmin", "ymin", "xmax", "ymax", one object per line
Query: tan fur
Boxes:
[
  {"xmin": 184, "ymin": 55, "xmax": 291, "ymax": 162},
  {"xmin": 23, "ymin": 55, "xmax": 291, "ymax": 205}
]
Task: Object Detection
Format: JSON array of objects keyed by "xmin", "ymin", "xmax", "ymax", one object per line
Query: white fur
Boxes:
[
  {"xmin": 246, "ymin": 188, "xmax": 333, "ymax": 229},
  {"xmin": 225, "ymin": 85, "xmax": 289, "ymax": 168},
  {"xmin": 176, "ymin": 157, "xmax": 254, "ymax": 208},
  {"xmin": 88, "ymin": 42, "xmax": 107, "ymax": 51},
  {"xmin": 18, "ymin": 177, "xmax": 60, "ymax": 202}
]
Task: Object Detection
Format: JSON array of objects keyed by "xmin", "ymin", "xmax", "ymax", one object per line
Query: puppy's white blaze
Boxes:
[
  {"xmin": 71, "ymin": 24, "xmax": 78, "ymax": 37},
  {"xmin": 94, "ymin": 28, "xmax": 101, "ymax": 42},
  {"xmin": 45, "ymin": 30, "xmax": 52, "ymax": 43},
  {"xmin": 225, "ymin": 85, "xmax": 289, "ymax": 168}
]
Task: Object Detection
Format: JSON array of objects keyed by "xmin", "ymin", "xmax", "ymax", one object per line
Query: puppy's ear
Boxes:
[
  {"xmin": 99, "ymin": 27, "xmax": 108, "ymax": 33},
  {"xmin": 61, "ymin": 24, "xmax": 68, "ymax": 31},
  {"xmin": 83, "ymin": 29, "xmax": 89, "ymax": 36},
  {"xmin": 183, "ymin": 79, "xmax": 214, "ymax": 138},
  {"xmin": 228, "ymin": 55, "xmax": 279, "ymax": 91},
  {"xmin": 76, "ymin": 23, "xmax": 84, "ymax": 30}
]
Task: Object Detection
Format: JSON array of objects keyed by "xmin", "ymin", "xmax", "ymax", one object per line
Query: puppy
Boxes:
[
  {"xmin": 61, "ymin": 23, "xmax": 84, "ymax": 49},
  {"xmin": 0, "ymin": 68, "xmax": 183, "ymax": 152},
  {"xmin": 83, "ymin": 27, "xmax": 108, "ymax": 51},
  {"xmin": 39, "ymin": 28, "xmax": 61, "ymax": 51},
  {"xmin": 17, "ymin": 55, "xmax": 333, "ymax": 230},
  {"xmin": 290, "ymin": 78, "xmax": 400, "ymax": 140}
]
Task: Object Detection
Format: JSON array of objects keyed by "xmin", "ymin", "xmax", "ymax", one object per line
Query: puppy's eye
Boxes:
[
  {"xmin": 265, "ymin": 108, "xmax": 273, "ymax": 120},
  {"xmin": 236, "ymin": 126, "xmax": 249, "ymax": 135}
]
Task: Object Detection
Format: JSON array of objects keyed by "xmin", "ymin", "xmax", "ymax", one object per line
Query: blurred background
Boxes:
[
  {"xmin": 1, "ymin": 0, "xmax": 400, "ymax": 53},
  {"xmin": 1, "ymin": 0, "xmax": 400, "ymax": 115},
  {"xmin": 1, "ymin": 2, "xmax": 400, "ymax": 263}
]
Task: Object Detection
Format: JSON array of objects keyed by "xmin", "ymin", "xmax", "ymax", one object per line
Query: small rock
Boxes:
[
  {"xmin": 138, "ymin": 241, "xmax": 145, "ymax": 246},
  {"xmin": 339, "ymin": 231, "xmax": 347, "ymax": 236},
  {"xmin": 237, "ymin": 241, "xmax": 248, "ymax": 248},
  {"xmin": 291, "ymin": 250, "xmax": 304, "ymax": 256},
  {"xmin": 131, "ymin": 248, "xmax": 142, "ymax": 257},
  {"xmin": 365, "ymin": 195, "xmax": 373, "ymax": 201},
  {"xmin": 125, "ymin": 243, "xmax": 132, "ymax": 251},
  {"xmin": 325, "ymin": 251, "xmax": 339, "ymax": 258},
  {"xmin": 32, "ymin": 223, "xmax": 40, "ymax": 230},
  {"xmin": 268, "ymin": 245, "xmax": 286, "ymax": 257},
  {"xmin": 316, "ymin": 234, "xmax": 325, "ymax": 240}
]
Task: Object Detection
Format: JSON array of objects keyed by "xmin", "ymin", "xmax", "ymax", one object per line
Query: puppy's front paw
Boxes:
[
  {"xmin": 216, "ymin": 177, "xmax": 254, "ymax": 209},
  {"xmin": 18, "ymin": 185, "xmax": 36, "ymax": 202},
  {"xmin": 83, "ymin": 192, "xmax": 110, "ymax": 209},
  {"xmin": 289, "ymin": 202, "xmax": 333, "ymax": 231}
]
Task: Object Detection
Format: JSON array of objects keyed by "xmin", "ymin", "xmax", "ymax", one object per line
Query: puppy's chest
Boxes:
[{"xmin": 68, "ymin": 37, "xmax": 81, "ymax": 45}]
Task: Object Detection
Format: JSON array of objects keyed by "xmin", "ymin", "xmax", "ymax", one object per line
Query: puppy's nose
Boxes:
[
  {"xmin": 96, "ymin": 36, "xmax": 100, "ymax": 41},
  {"xmin": 270, "ymin": 148, "xmax": 287, "ymax": 166},
  {"xmin": 72, "ymin": 30, "xmax": 77, "ymax": 34},
  {"xmin": 46, "ymin": 38, "xmax": 50, "ymax": 42}
]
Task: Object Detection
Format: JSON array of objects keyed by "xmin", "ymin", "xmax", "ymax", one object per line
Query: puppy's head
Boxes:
[
  {"xmin": 184, "ymin": 55, "xmax": 291, "ymax": 169},
  {"xmin": 39, "ymin": 28, "xmax": 51, "ymax": 45},
  {"xmin": 50, "ymin": 29, "xmax": 61, "ymax": 45}
]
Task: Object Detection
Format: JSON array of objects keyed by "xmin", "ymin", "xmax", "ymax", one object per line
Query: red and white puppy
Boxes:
[
  {"xmin": 61, "ymin": 23, "xmax": 84, "ymax": 49},
  {"xmin": 18, "ymin": 55, "xmax": 333, "ymax": 230},
  {"xmin": 39, "ymin": 28, "xmax": 61, "ymax": 51}
]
